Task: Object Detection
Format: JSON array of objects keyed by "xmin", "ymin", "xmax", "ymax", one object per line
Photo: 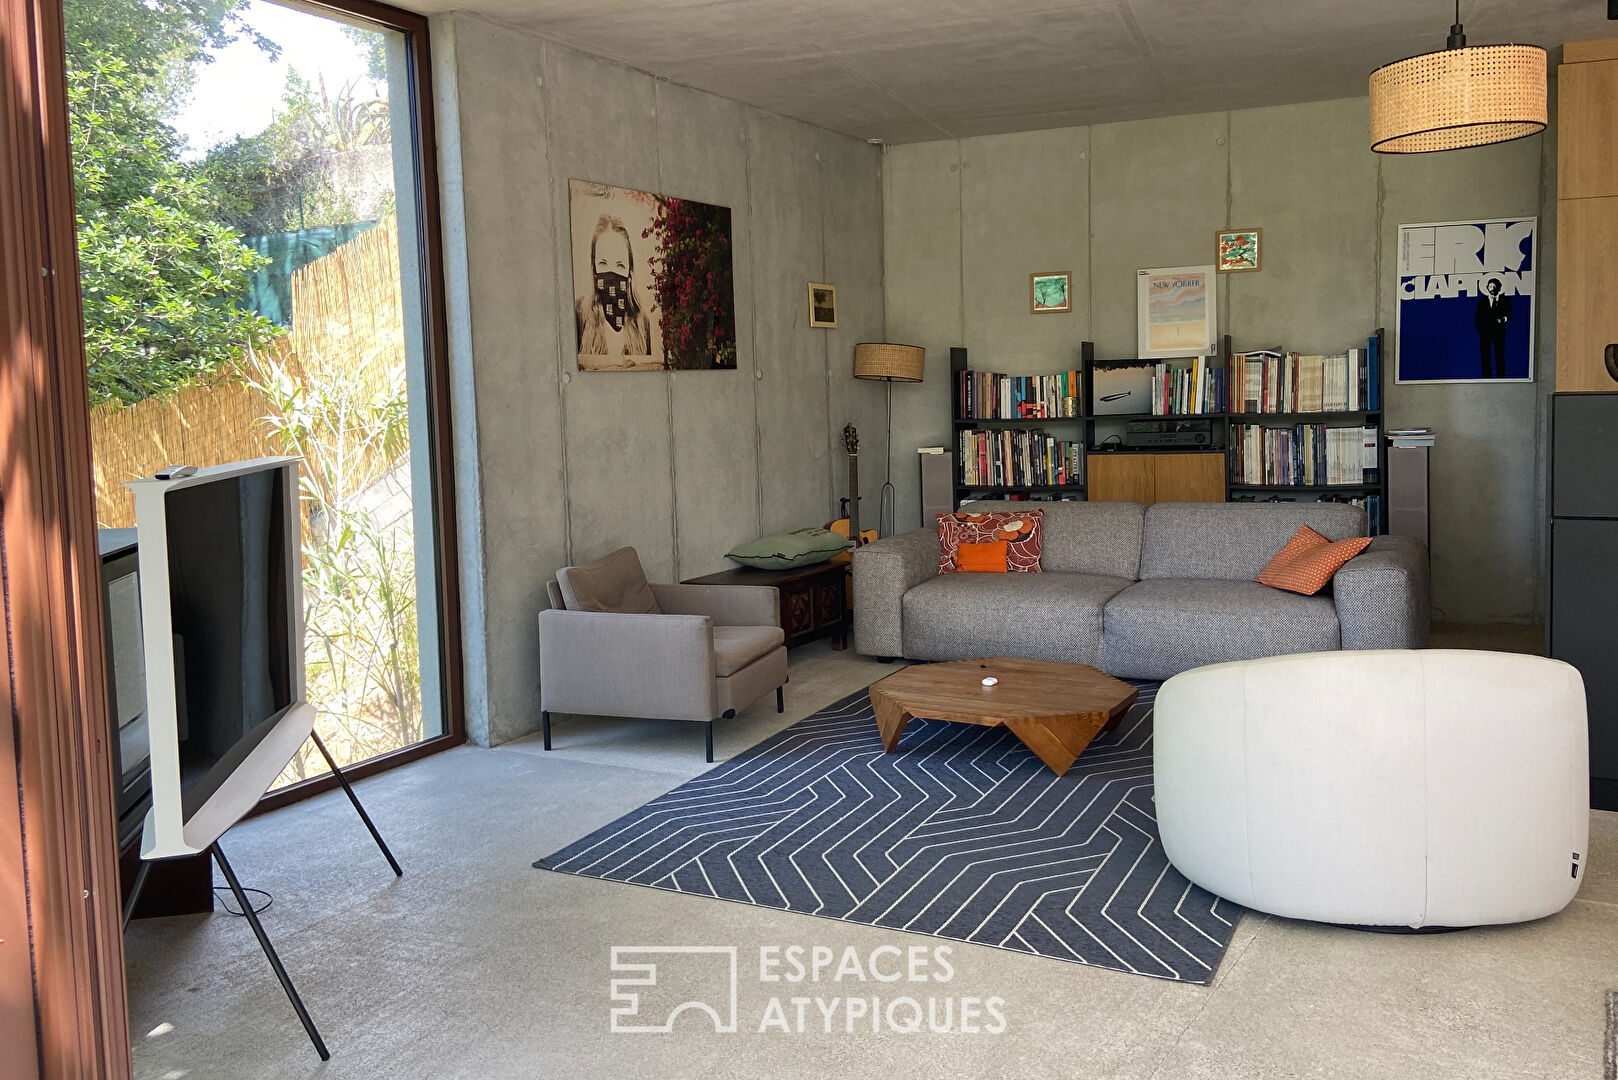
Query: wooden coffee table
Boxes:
[{"xmin": 867, "ymin": 657, "xmax": 1139, "ymax": 776}]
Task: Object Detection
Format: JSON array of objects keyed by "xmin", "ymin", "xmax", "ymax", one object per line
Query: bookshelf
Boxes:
[
  {"xmin": 1081, "ymin": 331, "xmax": 1391, "ymax": 533},
  {"xmin": 951, "ymin": 344, "xmax": 1088, "ymax": 504}
]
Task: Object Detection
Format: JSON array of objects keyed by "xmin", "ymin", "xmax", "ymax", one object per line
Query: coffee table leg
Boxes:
[
  {"xmin": 1003, "ymin": 717, "xmax": 1107, "ymax": 777},
  {"xmin": 872, "ymin": 697, "xmax": 913, "ymax": 753}
]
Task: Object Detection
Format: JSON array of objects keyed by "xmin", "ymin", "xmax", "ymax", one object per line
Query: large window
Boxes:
[{"xmin": 66, "ymin": 0, "xmax": 458, "ymax": 787}]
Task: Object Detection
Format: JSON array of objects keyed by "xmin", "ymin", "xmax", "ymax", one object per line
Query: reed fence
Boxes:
[{"xmin": 89, "ymin": 216, "xmax": 406, "ymax": 527}]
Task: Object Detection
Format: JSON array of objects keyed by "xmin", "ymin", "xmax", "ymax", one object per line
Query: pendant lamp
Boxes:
[{"xmin": 1369, "ymin": 1, "xmax": 1546, "ymax": 154}]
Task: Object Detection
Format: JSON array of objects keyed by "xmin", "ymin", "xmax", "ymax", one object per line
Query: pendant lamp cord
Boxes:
[{"xmin": 1447, "ymin": 0, "xmax": 1466, "ymax": 49}]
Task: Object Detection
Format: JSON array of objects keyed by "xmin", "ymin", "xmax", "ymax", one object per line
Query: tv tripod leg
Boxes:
[
  {"xmin": 210, "ymin": 843, "xmax": 330, "ymax": 1061},
  {"xmin": 122, "ymin": 860, "xmax": 152, "ymax": 929},
  {"xmin": 309, "ymin": 730, "xmax": 403, "ymax": 878}
]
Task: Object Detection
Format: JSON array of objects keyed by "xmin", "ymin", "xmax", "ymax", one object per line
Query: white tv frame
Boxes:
[{"xmin": 128, "ymin": 457, "xmax": 314, "ymax": 860}]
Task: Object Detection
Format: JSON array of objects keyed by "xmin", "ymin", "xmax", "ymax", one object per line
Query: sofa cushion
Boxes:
[
  {"xmin": 1139, "ymin": 502, "xmax": 1367, "ymax": 582},
  {"xmin": 1100, "ymin": 578, "xmax": 1340, "ymax": 680},
  {"xmin": 557, "ymin": 547, "xmax": 660, "ymax": 614},
  {"xmin": 955, "ymin": 540, "xmax": 1009, "ymax": 572},
  {"xmin": 959, "ymin": 500, "xmax": 1144, "ymax": 579},
  {"xmin": 1255, "ymin": 525, "xmax": 1372, "ymax": 595},
  {"xmin": 938, "ymin": 510, "xmax": 1043, "ymax": 573},
  {"xmin": 713, "ymin": 624, "xmax": 786, "ymax": 677},
  {"xmin": 901, "ymin": 571, "xmax": 1133, "ymax": 664}
]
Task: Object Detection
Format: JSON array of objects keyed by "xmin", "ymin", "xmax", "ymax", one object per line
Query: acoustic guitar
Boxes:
[{"xmin": 827, "ymin": 424, "xmax": 877, "ymax": 597}]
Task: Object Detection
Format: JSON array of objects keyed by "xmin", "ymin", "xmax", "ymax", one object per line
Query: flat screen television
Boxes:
[
  {"xmin": 100, "ymin": 528, "xmax": 151, "ymax": 850},
  {"xmin": 129, "ymin": 457, "xmax": 314, "ymax": 860}
]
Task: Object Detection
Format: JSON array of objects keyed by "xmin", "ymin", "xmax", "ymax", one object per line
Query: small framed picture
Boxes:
[
  {"xmin": 1215, "ymin": 228, "xmax": 1262, "ymax": 273},
  {"xmin": 1029, "ymin": 271, "xmax": 1072, "ymax": 315},
  {"xmin": 808, "ymin": 283, "xmax": 837, "ymax": 328}
]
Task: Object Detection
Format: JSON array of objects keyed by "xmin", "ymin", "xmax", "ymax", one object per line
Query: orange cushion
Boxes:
[
  {"xmin": 1255, "ymin": 525, "xmax": 1372, "ymax": 595},
  {"xmin": 954, "ymin": 540, "xmax": 1009, "ymax": 573}
]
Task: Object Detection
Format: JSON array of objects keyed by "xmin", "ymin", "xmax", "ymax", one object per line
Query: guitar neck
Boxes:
[{"xmin": 847, "ymin": 452, "xmax": 860, "ymax": 539}]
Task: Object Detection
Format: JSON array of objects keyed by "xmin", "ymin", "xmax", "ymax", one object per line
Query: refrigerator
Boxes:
[{"xmin": 1550, "ymin": 393, "xmax": 1618, "ymax": 810}]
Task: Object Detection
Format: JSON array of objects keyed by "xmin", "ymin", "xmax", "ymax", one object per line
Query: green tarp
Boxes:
[{"xmin": 242, "ymin": 221, "xmax": 378, "ymax": 326}]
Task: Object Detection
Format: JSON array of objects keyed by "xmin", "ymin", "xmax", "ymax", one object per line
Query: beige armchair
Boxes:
[{"xmin": 538, "ymin": 547, "xmax": 789, "ymax": 762}]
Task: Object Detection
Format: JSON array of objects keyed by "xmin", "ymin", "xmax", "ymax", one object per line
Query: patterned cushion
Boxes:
[
  {"xmin": 955, "ymin": 540, "xmax": 1008, "ymax": 572},
  {"xmin": 1255, "ymin": 525, "xmax": 1372, "ymax": 596},
  {"xmin": 938, "ymin": 510, "xmax": 1043, "ymax": 573}
]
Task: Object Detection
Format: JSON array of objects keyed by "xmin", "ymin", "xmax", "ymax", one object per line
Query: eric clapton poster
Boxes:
[{"xmin": 1395, "ymin": 217, "xmax": 1536, "ymax": 384}]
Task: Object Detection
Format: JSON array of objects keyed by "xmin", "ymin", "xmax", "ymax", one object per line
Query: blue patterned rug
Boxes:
[{"xmin": 535, "ymin": 681, "xmax": 1242, "ymax": 984}]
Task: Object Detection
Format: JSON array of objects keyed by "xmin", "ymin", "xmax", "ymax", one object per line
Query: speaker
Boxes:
[{"xmin": 918, "ymin": 450, "xmax": 954, "ymax": 527}]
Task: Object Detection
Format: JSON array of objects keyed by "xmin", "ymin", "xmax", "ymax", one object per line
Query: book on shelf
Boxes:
[
  {"xmin": 958, "ymin": 428, "xmax": 1082, "ymax": 488},
  {"xmin": 1231, "ymin": 335, "xmax": 1381, "ymax": 415},
  {"xmin": 957, "ymin": 368, "xmax": 1081, "ymax": 420},
  {"xmin": 1232, "ymin": 422, "xmax": 1380, "ymax": 486},
  {"xmin": 1387, "ymin": 427, "xmax": 1435, "ymax": 447}
]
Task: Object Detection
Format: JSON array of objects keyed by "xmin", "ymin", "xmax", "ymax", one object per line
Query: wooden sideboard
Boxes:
[
  {"xmin": 1087, "ymin": 451, "xmax": 1225, "ymax": 505},
  {"xmin": 682, "ymin": 560, "xmax": 849, "ymax": 649}
]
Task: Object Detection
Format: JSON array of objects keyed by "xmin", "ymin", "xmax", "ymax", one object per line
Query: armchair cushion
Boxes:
[
  {"xmin": 713, "ymin": 625, "xmax": 786, "ymax": 676},
  {"xmin": 557, "ymin": 547, "xmax": 660, "ymax": 614}
]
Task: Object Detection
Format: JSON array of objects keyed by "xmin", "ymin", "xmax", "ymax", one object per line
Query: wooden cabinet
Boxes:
[
  {"xmin": 681, "ymin": 561, "xmax": 849, "ymax": 649},
  {"xmin": 1087, "ymin": 452, "xmax": 1224, "ymax": 506},
  {"xmin": 1557, "ymin": 39, "xmax": 1618, "ymax": 393}
]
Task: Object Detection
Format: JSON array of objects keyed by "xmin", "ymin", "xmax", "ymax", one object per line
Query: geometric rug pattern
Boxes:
[{"xmin": 536, "ymin": 682, "xmax": 1242, "ymax": 984}]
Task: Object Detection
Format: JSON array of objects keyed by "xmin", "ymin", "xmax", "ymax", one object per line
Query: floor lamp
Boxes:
[{"xmin": 853, "ymin": 342, "xmax": 925, "ymax": 538}]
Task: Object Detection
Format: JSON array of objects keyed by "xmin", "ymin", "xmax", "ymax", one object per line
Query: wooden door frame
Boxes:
[{"xmin": 1, "ymin": 0, "xmax": 133, "ymax": 1074}]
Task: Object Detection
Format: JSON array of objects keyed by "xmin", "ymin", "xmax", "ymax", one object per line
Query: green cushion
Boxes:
[{"xmin": 727, "ymin": 528, "xmax": 851, "ymax": 570}]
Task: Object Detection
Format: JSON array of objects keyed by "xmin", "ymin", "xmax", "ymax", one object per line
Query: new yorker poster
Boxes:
[
  {"xmin": 1136, "ymin": 266, "xmax": 1216, "ymax": 359},
  {"xmin": 1396, "ymin": 218, "xmax": 1536, "ymax": 384}
]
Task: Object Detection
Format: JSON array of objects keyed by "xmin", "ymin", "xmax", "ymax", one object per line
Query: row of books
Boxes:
[
  {"xmin": 958, "ymin": 429, "xmax": 1082, "ymax": 488},
  {"xmin": 1232, "ymin": 493, "xmax": 1384, "ymax": 536},
  {"xmin": 1231, "ymin": 423, "xmax": 1380, "ymax": 487},
  {"xmin": 1151, "ymin": 359, "xmax": 1229, "ymax": 415},
  {"xmin": 1235, "ymin": 340, "xmax": 1381, "ymax": 413},
  {"xmin": 957, "ymin": 369, "xmax": 1081, "ymax": 420},
  {"xmin": 1130, "ymin": 335, "xmax": 1383, "ymax": 416}
]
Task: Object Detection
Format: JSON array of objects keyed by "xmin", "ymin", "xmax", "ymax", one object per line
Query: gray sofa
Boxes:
[{"xmin": 852, "ymin": 501, "xmax": 1429, "ymax": 681}]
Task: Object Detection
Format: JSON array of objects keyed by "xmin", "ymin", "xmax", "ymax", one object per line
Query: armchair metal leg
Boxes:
[
  {"xmin": 776, "ymin": 686, "xmax": 784, "ymax": 713},
  {"xmin": 542, "ymin": 710, "xmax": 551, "ymax": 751},
  {"xmin": 705, "ymin": 720, "xmax": 714, "ymax": 763}
]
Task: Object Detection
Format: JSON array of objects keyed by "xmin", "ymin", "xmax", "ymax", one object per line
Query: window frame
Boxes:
[{"xmin": 247, "ymin": 0, "xmax": 468, "ymax": 812}]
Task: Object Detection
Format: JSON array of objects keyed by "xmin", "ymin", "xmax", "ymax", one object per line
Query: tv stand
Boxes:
[{"xmin": 124, "ymin": 730, "xmax": 402, "ymax": 1061}]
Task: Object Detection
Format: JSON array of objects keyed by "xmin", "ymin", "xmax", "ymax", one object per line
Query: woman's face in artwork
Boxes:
[{"xmin": 594, "ymin": 230, "xmax": 631, "ymax": 278}]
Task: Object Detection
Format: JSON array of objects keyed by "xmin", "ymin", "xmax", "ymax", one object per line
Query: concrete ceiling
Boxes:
[{"xmin": 411, "ymin": 0, "xmax": 1616, "ymax": 143}]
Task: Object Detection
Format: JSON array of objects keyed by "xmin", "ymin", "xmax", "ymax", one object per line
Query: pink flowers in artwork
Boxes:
[{"xmin": 649, "ymin": 195, "xmax": 737, "ymax": 369}]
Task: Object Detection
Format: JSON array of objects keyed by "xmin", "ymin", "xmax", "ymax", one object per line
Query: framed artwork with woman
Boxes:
[{"xmin": 568, "ymin": 179, "xmax": 738, "ymax": 371}]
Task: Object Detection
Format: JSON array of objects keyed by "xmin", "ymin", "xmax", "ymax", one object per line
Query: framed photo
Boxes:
[
  {"xmin": 1216, "ymin": 227, "xmax": 1262, "ymax": 273},
  {"xmin": 808, "ymin": 282, "xmax": 837, "ymax": 328},
  {"xmin": 569, "ymin": 179, "xmax": 737, "ymax": 370},
  {"xmin": 1394, "ymin": 217, "xmax": 1536, "ymax": 384},
  {"xmin": 1029, "ymin": 271, "xmax": 1072, "ymax": 315},
  {"xmin": 1136, "ymin": 265, "xmax": 1216, "ymax": 358}
]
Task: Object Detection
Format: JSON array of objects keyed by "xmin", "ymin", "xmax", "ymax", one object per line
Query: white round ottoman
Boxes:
[{"xmin": 1154, "ymin": 650, "xmax": 1588, "ymax": 928}]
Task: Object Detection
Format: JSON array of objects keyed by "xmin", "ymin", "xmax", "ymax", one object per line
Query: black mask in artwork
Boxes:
[{"xmin": 595, "ymin": 271, "xmax": 629, "ymax": 331}]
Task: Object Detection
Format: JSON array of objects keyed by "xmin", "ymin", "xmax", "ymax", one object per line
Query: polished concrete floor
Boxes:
[{"xmin": 125, "ymin": 633, "xmax": 1618, "ymax": 1080}]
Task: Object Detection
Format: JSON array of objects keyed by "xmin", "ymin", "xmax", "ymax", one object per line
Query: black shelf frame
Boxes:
[
  {"xmin": 948, "ymin": 335, "xmax": 1391, "ymax": 534},
  {"xmin": 1081, "ymin": 332, "xmax": 1390, "ymax": 533}
]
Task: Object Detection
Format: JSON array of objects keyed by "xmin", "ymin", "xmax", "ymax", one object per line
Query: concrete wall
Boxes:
[
  {"xmin": 434, "ymin": 14, "xmax": 887, "ymax": 745},
  {"xmin": 883, "ymin": 96, "xmax": 1556, "ymax": 625}
]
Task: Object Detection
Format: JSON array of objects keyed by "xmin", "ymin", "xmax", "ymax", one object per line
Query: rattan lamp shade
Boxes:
[
  {"xmin": 1369, "ymin": 43, "xmax": 1546, "ymax": 153},
  {"xmin": 853, "ymin": 343, "xmax": 925, "ymax": 383}
]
